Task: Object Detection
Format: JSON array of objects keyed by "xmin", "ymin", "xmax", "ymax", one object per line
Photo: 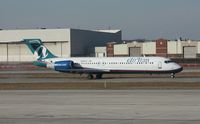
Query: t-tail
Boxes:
[
  {"xmin": 22, "ymin": 39, "xmax": 57, "ymax": 60},
  {"xmin": 22, "ymin": 39, "xmax": 57, "ymax": 67}
]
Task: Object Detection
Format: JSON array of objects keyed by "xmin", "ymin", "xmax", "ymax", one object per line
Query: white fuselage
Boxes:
[{"xmin": 44, "ymin": 56, "xmax": 182, "ymax": 74}]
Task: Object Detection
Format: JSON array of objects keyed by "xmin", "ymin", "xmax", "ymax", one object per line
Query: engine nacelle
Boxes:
[{"xmin": 54, "ymin": 60, "xmax": 74, "ymax": 72}]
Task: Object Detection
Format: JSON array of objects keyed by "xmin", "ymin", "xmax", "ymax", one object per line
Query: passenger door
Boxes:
[{"xmin": 158, "ymin": 61, "xmax": 162, "ymax": 69}]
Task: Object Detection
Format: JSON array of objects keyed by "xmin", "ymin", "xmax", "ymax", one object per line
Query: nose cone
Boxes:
[
  {"xmin": 177, "ymin": 66, "xmax": 183, "ymax": 73},
  {"xmin": 174, "ymin": 64, "xmax": 183, "ymax": 73}
]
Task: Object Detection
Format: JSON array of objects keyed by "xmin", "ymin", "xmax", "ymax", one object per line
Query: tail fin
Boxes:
[{"xmin": 22, "ymin": 39, "xmax": 57, "ymax": 60}]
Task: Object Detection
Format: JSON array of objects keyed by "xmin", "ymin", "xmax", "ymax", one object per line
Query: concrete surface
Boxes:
[
  {"xmin": 0, "ymin": 90, "xmax": 200, "ymax": 124},
  {"xmin": 0, "ymin": 68, "xmax": 200, "ymax": 89},
  {"xmin": 1, "ymin": 77, "xmax": 200, "ymax": 83},
  {"xmin": 0, "ymin": 69, "xmax": 200, "ymax": 84}
]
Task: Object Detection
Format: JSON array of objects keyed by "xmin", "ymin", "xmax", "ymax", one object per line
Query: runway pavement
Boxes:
[
  {"xmin": 0, "ymin": 68, "xmax": 199, "ymax": 89},
  {"xmin": 0, "ymin": 90, "xmax": 200, "ymax": 124},
  {"xmin": 0, "ymin": 76, "xmax": 200, "ymax": 83},
  {"xmin": 0, "ymin": 68, "xmax": 200, "ymax": 83}
]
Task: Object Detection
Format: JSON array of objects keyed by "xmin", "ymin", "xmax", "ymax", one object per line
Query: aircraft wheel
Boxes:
[
  {"xmin": 170, "ymin": 73, "xmax": 175, "ymax": 78},
  {"xmin": 96, "ymin": 74, "xmax": 103, "ymax": 79},
  {"xmin": 87, "ymin": 74, "xmax": 94, "ymax": 79}
]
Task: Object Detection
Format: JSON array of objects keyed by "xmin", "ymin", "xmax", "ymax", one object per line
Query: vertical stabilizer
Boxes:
[{"xmin": 22, "ymin": 39, "xmax": 57, "ymax": 60}]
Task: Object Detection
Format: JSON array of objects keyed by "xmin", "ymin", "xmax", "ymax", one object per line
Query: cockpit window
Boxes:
[{"xmin": 164, "ymin": 60, "xmax": 174, "ymax": 64}]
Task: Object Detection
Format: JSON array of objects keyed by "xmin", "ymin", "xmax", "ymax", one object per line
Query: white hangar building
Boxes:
[{"xmin": 0, "ymin": 28, "xmax": 121, "ymax": 62}]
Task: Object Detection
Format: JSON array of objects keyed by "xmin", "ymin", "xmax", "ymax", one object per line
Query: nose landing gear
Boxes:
[{"xmin": 170, "ymin": 73, "xmax": 175, "ymax": 78}]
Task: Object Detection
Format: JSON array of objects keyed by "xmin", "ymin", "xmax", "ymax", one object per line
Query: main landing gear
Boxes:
[
  {"xmin": 87, "ymin": 74, "xmax": 94, "ymax": 79},
  {"xmin": 87, "ymin": 74, "xmax": 103, "ymax": 79}
]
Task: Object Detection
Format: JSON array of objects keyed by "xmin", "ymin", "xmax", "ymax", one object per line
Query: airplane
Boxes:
[{"xmin": 22, "ymin": 39, "xmax": 183, "ymax": 79}]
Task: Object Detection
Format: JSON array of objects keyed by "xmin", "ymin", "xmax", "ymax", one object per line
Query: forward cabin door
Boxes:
[{"xmin": 158, "ymin": 61, "xmax": 162, "ymax": 69}]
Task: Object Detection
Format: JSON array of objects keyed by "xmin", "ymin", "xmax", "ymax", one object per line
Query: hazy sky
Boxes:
[{"xmin": 0, "ymin": 0, "xmax": 200, "ymax": 40}]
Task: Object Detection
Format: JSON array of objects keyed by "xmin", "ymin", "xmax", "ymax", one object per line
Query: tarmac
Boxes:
[
  {"xmin": 0, "ymin": 66, "xmax": 200, "ymax": 123},
  {"xmin": 0, "ymin": 67, "xmax": 199, "ymax": 89},
  {"xmin": 0, "ymin": 90, "xmax": 200, "ymax": 124}
]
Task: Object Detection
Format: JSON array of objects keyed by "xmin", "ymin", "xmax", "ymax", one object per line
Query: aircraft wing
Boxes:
[{"xmin": 59, "ymin": 68, "xmax": 110, "ymax": 73}]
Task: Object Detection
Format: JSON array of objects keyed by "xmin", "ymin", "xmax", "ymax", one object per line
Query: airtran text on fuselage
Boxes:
[{"xmin": 127, "ymin": 57, "xmax": 150, "ymax": 64}]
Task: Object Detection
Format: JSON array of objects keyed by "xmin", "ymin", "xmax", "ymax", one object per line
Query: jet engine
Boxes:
[{"xmin": 54, "ymin": 60, "xmax": 74, "ymax": 72}]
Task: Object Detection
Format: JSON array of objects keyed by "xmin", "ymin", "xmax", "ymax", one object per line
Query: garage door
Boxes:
[
  {"xmin": 129, "ymin": 47, "xmax": 141, "ymax": 57},
  {"xmin": 183, "ymin": 46, "xmax": 197, "ymax": 58},
  {"xmin": 8, "ymin": 44, "xmax": 20, "ymax": 61},
  {"xmin": 0, "ymin": 44, "xmax": 7, "ymax": 61}
]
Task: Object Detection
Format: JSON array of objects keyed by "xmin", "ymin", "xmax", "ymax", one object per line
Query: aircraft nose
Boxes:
[
  {"xmin": 176, "ymin": 66, "xmax": 183, "ymax": 73},
  {"xmin": 173, "ymin": 63, "xmax": 183, "ymax": 73},
  {"xmin": 178, "ymin": 67, "xmax": 183, "ymax": 72}
]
